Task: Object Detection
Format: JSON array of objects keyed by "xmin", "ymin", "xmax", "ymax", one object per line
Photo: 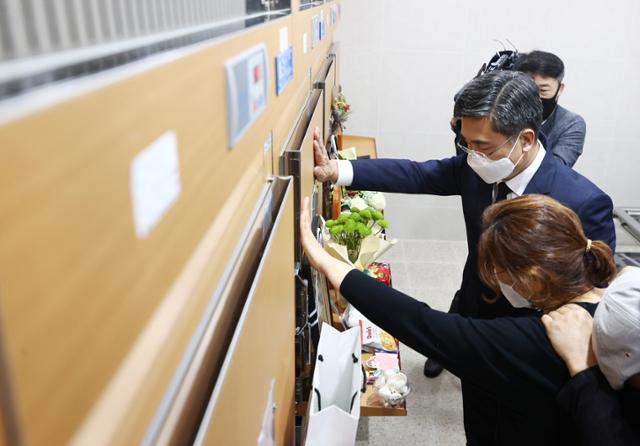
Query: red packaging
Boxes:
[{"xmin": 366, "ymin": 262, "xmax": 391, "ymax": 286}]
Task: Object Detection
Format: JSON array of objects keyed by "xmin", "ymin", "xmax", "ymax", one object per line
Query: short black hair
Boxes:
[
  {"xmin": 513, "ymin": 51, "xmax": 565, "ymax": 81},
  {"xmin": 454, "ymin": 71, "xmax": 543, "ymax": 137}
]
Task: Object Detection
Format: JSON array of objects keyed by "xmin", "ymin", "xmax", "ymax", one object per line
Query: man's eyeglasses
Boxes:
[{"xmin": 456, "ymin": 134, "xmax": 519, "ymax": 160}]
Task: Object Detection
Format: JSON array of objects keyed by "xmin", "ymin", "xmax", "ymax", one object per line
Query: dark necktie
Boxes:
[{"xmin": 493, "ymin": 181, "xmax": 512, "ymax": 203}]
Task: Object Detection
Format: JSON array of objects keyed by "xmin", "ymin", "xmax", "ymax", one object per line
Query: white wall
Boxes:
[{"xmin": 335, "ymin": 0, "xmax": 640, "ymax": 240}]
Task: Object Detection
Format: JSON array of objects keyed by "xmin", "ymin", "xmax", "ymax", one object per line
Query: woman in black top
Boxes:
[{"xmin": 300, "ymin": 194, "xmax": 617, "ymax": 446}]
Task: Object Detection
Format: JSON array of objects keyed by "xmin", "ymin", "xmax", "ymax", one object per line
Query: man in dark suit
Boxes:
[
  {"xmin": 313, "ymin": 71, "xmax": 616, "ymax": 445},
  {"xmin": 514, "ymin": 50, "xmax": 586, "ymax": 167}
]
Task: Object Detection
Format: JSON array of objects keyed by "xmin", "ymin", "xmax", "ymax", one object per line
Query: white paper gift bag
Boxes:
[{"xmin": 305, "ymin": 323, "xmax": 362, "ymax": 446}]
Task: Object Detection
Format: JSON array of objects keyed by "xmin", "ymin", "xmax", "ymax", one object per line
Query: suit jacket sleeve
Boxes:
[
  {"xmin": 550, "ymin": 115, "xmax": 586, "ymax": 167},
  {"xmin": 556, "ymin": 368, "xmax": 639, "ymax": 446},
  {"xmin": 349, "ymin": 156, "xmax": 464, "ymax": 196},
  {"xmin": 578, "ymin": 190, "xmax": 616, "ymax": 253}
]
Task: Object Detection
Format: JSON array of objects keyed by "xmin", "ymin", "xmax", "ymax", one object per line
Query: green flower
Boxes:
[
  {"xmin": 344, "ymin": 220, "xmax": 357, "ymax": 234},
  {"xmin": 330, "ymin": 225, "xmax": 344, "ymax": 237},
  {"xmin": 325, "ymin": 206, "xmax": 390, "ymax": 263},
  {"xmin": 356, "ymin": 222, "xmax": 372, "ymax": 236}
]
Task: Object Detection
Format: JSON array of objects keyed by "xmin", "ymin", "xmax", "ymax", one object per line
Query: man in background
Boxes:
[{"xmin": 514, "ymin": 50, "xmax": 586, "ymax": 167}]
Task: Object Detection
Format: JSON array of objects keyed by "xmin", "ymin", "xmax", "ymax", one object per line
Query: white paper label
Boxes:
[
  {"xmin": 279, "ymin": 27, "xmax": 288, "ymax": 53},
  {"xmin": 130, "ymin": 132, "xmax": 181, "ymax": 239},
  {"xmin": 303, "ymin": 33, "xmax": 308, "ymax": 54}
]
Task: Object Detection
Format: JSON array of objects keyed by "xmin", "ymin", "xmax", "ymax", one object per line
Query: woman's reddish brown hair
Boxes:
[{"xmin": 478, "ymin": 194, "xmax": 616, "ymax": 311}]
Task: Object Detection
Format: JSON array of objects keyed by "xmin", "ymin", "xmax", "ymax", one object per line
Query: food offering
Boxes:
[
  {"xmin": 374, "ymin": 370, "xmax": 411, "ymax": 407},
  {"xmin": 365, "ymin": 262, "xmax": 391, "ymax": 287}
]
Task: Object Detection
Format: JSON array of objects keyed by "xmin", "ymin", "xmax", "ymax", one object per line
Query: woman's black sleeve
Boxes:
[
  {"xmin": 340, "ymin": 269, "xmax": 567, "ymax": 396},
  {"xmin": 556, "ymin": 368, "xmax": 639, "ymax": 446}
]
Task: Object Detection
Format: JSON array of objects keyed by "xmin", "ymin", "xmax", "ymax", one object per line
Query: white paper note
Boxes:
[
  {"xmin": 130, "ymin": 132, "xmax": 181, "ymax": 239},
  {"xmin": 279, "ymin": 27, "xmax": 288, "ymax": 53}
]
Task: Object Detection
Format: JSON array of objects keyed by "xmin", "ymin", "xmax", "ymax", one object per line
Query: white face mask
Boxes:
[
  {"xmin": 498, "ymin": 280, "xmax": 535, "ymax": 309},
  {"xmin": 466, "ymin": 133, "xmax": 524, "ymax": 184}
]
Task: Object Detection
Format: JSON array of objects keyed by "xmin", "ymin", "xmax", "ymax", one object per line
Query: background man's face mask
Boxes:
[
  {"xmin": 465, "ymin": 132, "xmax": 524, "ymax": 184},
  {"xmin": 541, "ymin": 84, "xmax": 561, "ymax": 120}
]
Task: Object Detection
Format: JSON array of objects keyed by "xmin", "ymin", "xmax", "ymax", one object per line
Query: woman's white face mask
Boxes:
[
  {"xmin": 465, "ymin": 132, "xmax": 525, "ymax": 184},
  {"xmin": 498, "ymin": 281, "xmax": 535, "ymax": 309}
]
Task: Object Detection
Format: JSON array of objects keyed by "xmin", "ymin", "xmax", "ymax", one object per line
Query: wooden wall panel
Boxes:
[
  {"xmin": 0, "ymin": 20, "xmax": 265, "ymax": 446},
  {"xmin": 293, "ymin": 3, "xmax": 338, "ymax": 92},
  {"xmin": 195, "ymin": 180, "xmax": 295, "ymax": 446},
  {"xmin": 0, "ymin": 2, "xmax": 340, "ymax": 444},
  {"xmin": 273, "ymin": 2, "xmax": 340, "ymax": 165},
  {"xmin": 273, "ymin": 69, "xmax": 313, "ymax": 168},
  {"xmin": 322, "ymin": 59, "xmax": 337, "ymax": 141}
]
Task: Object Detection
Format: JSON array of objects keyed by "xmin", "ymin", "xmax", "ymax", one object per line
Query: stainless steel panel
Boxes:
[
  {"xmin": 0, "ymin": 0, "xmax": 248, "ymax": 63},
  {"xmin": 0, "ymin": 1, "xmax": 291, "ymax": 100},
  {"xmin": 614, "ymin": 207, "xmax": 640, "ymax": 243}
]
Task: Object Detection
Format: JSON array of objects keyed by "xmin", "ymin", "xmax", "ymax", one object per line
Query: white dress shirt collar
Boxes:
[{"xmin": 503, "ymin": 141, "xmax": 546, "ymax": 197}]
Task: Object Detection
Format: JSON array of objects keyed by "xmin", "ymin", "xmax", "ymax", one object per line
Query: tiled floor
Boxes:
[{"xmin": 355, "ymin": 239, "xmax": 468, "ymax": 445}]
